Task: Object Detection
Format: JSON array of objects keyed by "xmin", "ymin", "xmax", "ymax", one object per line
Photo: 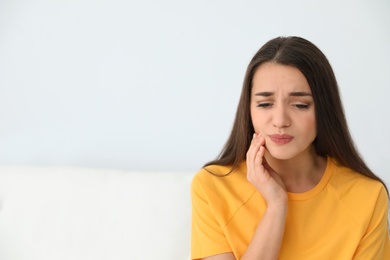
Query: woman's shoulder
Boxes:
[
  {"xmin": 195, "ymin": 161, "xmax": 246, "ymax": 179},
  {"xmin": 326, "ymin": 159, "xmax": 388, "ymax": 231},
  {"xmin": 193, "ymin": 161, "xmax": 246, "ymax": 180},
  {"xmin": 328, "ymin": 158, "xmax": 387, "ymax": 199},
  {"xmin": 191, "ymin": 161, "xmax": 254, "ymax": 197}
]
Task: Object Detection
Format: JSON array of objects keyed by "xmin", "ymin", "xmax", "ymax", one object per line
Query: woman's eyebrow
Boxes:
[
  {"xmin": 254, "ymin": 91, "xmax": 312, "ymax": 97},
  {"xmin": 254, "ymin": 91, "xmax": 274, "ymax": 97},
  {"xmin": 289, "ymin": 92, "xmax": 312, "ymax": 97}
]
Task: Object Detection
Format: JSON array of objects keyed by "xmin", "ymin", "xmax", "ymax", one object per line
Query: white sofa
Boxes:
[{"xmin": 0, "ymin": 166, "xmax": 194, "ymax": 260}]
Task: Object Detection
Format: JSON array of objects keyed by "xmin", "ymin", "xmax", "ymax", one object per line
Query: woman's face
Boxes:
[{"xmin": 250, "ymin": 62, "xmax": 317, "ymax": 160}]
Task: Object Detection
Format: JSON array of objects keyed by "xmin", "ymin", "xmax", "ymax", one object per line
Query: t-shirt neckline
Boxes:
[{"xmin": 287, "ymin": 157, "xmax": 334, "ymax": 201}]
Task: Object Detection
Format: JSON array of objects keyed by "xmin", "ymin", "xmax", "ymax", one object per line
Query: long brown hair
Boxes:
[{"xmin": 204, "ymin": 36, "xmax": 388, "ymax": 193}]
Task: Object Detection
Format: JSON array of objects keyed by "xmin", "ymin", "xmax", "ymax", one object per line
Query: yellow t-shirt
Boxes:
[{"xmin": 191, "ymin": 157, "xmax": 390, "ymax": 259}]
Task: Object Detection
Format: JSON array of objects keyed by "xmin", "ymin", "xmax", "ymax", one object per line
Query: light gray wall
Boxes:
[{"xmin": 0, "ymin": 0, "xmax": 389, "ymax": 183}]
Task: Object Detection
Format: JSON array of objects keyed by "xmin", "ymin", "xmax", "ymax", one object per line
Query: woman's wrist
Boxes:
[{"xmin": 266, "ymin": 200, "xmax": 288, "ymax": 215}]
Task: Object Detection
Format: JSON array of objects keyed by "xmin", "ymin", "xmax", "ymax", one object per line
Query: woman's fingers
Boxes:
[
  {"xmin": 254, "ymin": 145, "xmax": 266, "ymax": 177},
  {"xmin": 247, "ymin": 134, "xmax": 261, "ymax": 168},
  {"xmin": 247, "ymin": 134, "xmax": 259, "ymax": 157},
  {"xmin": 247, "ymin": 133, "xmax": 288, "ymax": 206},
  {"xmin": 247, "ymin": 133, "xmax": 267, "ymax": 184}
]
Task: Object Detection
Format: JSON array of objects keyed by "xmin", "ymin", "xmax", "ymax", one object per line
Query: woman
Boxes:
[{"xmin": 190, "ymin": 36, "xmax": 390, "ymax": 259}]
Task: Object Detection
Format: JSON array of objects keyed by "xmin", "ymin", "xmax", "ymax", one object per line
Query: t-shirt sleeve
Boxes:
[
  {"xmin": 353, "ymin": 184, "xmax": 390, "ymax": 259},
  {"xmin": 190, "ymin": 173, "xmax": 232, "ymax": 259}
]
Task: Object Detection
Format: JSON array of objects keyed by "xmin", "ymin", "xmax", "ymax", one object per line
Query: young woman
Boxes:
[{"xmin": 190, "ymin": 36, "xmax": 390, "ymax": 259}]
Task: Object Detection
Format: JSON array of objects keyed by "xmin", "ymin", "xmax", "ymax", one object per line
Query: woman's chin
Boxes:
[{"xmin": 264, "ymin": 149, "xmax": 296, "ymax": 161}]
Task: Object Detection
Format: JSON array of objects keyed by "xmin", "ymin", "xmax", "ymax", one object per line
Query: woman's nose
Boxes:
[{"xmin": 272, "ymin": 105, "xmax": 291, "ymax": 128}]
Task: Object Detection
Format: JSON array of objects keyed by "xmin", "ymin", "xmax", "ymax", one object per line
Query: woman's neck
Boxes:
[{"xmin": 265, "ymin": 150, "xmax": 327, "ymax": 193}]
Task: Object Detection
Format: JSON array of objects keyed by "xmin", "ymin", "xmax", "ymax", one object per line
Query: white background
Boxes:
[{"xmin": 0, "ymin": 0, "xmax": 389, "ymax": 183}]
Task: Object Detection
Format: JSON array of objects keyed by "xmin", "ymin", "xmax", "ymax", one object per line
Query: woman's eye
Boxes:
[
  {"xmin": 294, "ymin": 104, "xmax": 309, "ymax": 109},
  {"xmin": 257, "ymin": 103, "xmax": 272, "ymax": 108}
]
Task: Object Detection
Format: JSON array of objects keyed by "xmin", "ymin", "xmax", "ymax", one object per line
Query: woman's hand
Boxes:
[{"xmin": 246, "ymin": 133, "xmax": 288, "ymax": 206}]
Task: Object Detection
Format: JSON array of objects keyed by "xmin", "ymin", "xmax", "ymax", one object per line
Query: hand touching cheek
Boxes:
[{"xmin": 246, "ymin": 133, "xmax": 287, "ymax": 206}]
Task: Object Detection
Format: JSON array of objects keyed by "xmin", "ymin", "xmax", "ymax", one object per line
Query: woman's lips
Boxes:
[{"xmin": 269, "ymin": 134, "xmax": 294, "ymax": 144}]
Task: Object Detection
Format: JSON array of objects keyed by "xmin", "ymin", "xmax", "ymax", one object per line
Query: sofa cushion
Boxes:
[{"xmin": 0, "ymin": 166, "xmax": 193, "ymax": 260}]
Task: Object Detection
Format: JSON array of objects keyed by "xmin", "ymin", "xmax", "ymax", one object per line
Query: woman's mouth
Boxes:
[{"xmin": 269, "ymin": 134, "xmax": 294, "ymax": 145}]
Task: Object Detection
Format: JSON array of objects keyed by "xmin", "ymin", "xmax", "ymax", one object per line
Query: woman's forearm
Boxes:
[{"xmin": 241, "ymin": 203, "xmax": 288, "ymax": 260}]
